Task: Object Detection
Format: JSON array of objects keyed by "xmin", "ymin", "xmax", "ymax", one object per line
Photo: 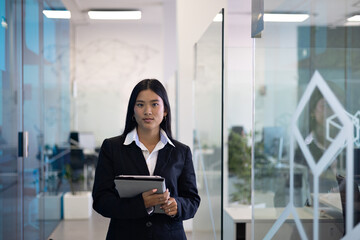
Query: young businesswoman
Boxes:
[{"xmin": 92, "ymin": 79, "xmax": 200, "ymax": 240}]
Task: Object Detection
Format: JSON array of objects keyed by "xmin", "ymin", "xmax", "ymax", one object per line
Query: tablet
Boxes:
[{"xmin": 114, "ymin": 175, "xmax": 166, "ymax": 213}]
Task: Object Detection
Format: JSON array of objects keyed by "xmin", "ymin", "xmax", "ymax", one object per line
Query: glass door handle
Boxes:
[
  {"xmin": 18, "ymin": 131, "xmax": 29, "ymax": 158},
  {"xmin": 24, "ymin": 131, "xmax": 29, "ymax": 158}
]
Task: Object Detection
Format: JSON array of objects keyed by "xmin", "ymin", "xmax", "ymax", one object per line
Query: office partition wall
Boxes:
[
  {"xmin": 0, "ymin": 0, "xmax": 70, "ymax": 239},
  {"xmin": 0, "ymin": 0, "xmax": 21, "ymax": 238},
  {"xmin": 252, "ymin": 0, "xmax": 360, "ymax": 239},
  {"xmin": 192, "ymin": 9, "xmax": 224, "ymax": 240}
]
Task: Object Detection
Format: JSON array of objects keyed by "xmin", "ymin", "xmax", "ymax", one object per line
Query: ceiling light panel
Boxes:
[
  {"xmin": 264, "ymin": 13, "xmax": 309, "ymax": 22},
  {"xmin": 43, "ymin": 10, "xmax": 71, "ymax": 19},
  {"xmin": 347, "ymin": 15, "xmax": 360, "ymax": 22},
  {"xmin": 88, "ymin": 11, "xmax": 142, "ymax": 20}
]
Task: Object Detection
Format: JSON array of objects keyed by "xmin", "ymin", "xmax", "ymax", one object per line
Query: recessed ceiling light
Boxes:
[
  {"xmin": 88, "ymin": 11, "xmax": 141, "ymax": 20},
  {"xmin": 213, "ymin": 13, "xmax": 223, "ymax": 22},
  {"xmin": 264, "ymin": 13, "xmax": 309, "ymax": 22},
  {"xmin": 347, "ymin": 15, "xmax": 360, "ymax": 22},
  {"xmin": 43, "ymin": 10, "xmax": 71, "ymax": 19}
]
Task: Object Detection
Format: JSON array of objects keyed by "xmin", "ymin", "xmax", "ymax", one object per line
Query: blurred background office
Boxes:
[{"xmin": 1, "ymin": 0, "xmax": 360, "ymax": 239}]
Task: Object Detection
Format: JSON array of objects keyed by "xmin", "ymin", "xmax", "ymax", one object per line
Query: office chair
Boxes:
[{"xmin": 336, "ymin": 174, "xmax": 360, "ymax": 235}]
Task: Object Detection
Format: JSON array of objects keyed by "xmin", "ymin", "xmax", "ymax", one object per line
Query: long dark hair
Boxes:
[
  {"xmin": 309, "ymin": 88, "xmax": 324, "ymax": 132},
  {"xmin": 122, "ymin": 79, "xmax": 172, "ymax": 138}
]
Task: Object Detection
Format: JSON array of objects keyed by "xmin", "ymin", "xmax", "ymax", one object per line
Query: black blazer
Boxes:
[{"xmin": 92, "ymin": 135, "xmax": 200, "ymax": 240}]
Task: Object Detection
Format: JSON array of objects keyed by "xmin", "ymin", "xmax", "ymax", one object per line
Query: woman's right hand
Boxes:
[{"xmin": 142, "ymin": 189, "xmax": 170, "ymax": 208}]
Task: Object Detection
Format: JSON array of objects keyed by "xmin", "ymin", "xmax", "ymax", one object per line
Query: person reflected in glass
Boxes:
[
  {"xmin": 306, "ymin": 89, "xmax": 360, "ymax": 234},
  {"xmin": 296, "ymin": 89, "xmax": 340, "ymax": 203},
  {"xmin": 92, "ymin": 79, "xmax": 200, "ymax": 240},
  {"xmin": 306, "ymin": 91, "xmax": 334, "ymax": 161}
]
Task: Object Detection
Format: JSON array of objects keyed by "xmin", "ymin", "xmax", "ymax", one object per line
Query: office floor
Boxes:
[
  {"xmin": 48, "ymin": 210, "xmax": 109, "ymax": 240},
  {"xmin": 48, "ymin": 210, "xmax": 194, "ymax": 240}
]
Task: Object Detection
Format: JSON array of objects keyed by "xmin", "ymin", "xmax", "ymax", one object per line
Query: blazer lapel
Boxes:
[
  {"xmin": 153, "ymin": 144, "xmax": 173, "ymax": 176},
  {"xmin": 127, "ymin": 143, "xmax": 150, "ymax": 175}
]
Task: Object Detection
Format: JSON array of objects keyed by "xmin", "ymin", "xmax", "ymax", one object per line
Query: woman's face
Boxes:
[
  {"xmin": 314, "ymin": 98, "xmax": 326, "ymax": 126},
  {"xmin": 314, "ymin": 98, "xmax": 332, "ymax": 126},
  {"xmin": 134, "ymin": 89, "xmax": 167, "ymax": 133}
]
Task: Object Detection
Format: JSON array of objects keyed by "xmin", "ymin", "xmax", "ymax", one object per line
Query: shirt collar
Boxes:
[
  {"xmin": 306, "ymin": 131, "xmax": 325, "ymax": 151},
  {"xmin": 124, "ymin": 128, "xmax": 175, "ymax": 147},
  {"xmin": 160, "ymin": 129, "xmax": 175, "ymax": 147}
]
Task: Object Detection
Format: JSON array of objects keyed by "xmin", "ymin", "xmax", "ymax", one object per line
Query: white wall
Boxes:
[
  {"xmin": 71, "ymin": 22, "xmax": 163, "ymax": 145},
  {"xmin": 163, "ymin": 0, "xmax": 179, "ymax": 139},
  {"xmin": 226, "ymin": 12, "xmax": 253, "ymax": 134},
  {"xmin": 163, "ymin": 0, "xmax": 177, "ymax": 83},
  {"xmin": 176, "ymin": 0, "xmax": 226, "ymax": 149}
]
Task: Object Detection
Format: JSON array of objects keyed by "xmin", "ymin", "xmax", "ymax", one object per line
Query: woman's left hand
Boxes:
[{"xmin": 161, "ymin": 197, "xmax": 177, "ymax": 217}]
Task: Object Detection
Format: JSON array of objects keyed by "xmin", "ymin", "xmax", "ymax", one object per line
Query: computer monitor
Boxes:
[
  {"xmin": 263, "ymin": 126, "xmax": 284, "ymax": 160},
  {"xmin": 78, "ymin": 132, "xmax": 96, "ymax": 154}
]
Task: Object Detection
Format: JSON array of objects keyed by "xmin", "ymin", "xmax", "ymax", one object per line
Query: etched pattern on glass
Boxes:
[{"xmin": 263, "ymin": 71, "xmax": 354, "ymax": 240}]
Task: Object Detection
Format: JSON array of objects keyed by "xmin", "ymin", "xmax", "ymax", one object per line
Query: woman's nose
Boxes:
[{"xmin": 144, "ymin": 106, "xmax": 152, "ymax": 115}]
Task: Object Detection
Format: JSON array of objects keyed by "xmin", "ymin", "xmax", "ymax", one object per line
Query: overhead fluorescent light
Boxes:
[
  {"xmin": 88, "ymin": 11, "xmax": 141, "ymax": 20},
  {"xmin": 347, "ymin": 15, "xmax": 360, "ymax": 22},
  {"xmin": 264, "ymin": 13, "xmax": 309, "ymax": 22},
  {"xmin": 213, "ymin": 13, "xmax": 223, "ymax": 22},
  {"xmin": 43, "ymin": 10, "xmax": 71, "ymax": 19},
  {"xmin": 344, "ymin": 21, "xmax": 360, "ymax": 26}
]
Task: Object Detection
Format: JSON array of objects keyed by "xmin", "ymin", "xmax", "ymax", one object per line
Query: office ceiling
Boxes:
[
  {"xmin": 262, "ymin": 0, "xmax": 360, "ymax": 26},
  {"xmin": 60, "ymin": 0, "xmax": 164, "ymax": 24},
  {"xmin": 57, "ymin": 0, "xmax": 360, "ymax": 26}
]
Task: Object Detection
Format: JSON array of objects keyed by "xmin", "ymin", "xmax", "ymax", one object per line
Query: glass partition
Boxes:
[
  {"xmin": 253, "ymin": 0, "xmax": 360, "ymax": 239},
  {"xmin": 192, "ymin": 9, "xmax": 223, "ymax": 240},
  {"xmin": 0, "ymin": 0, "xmax": 70, "ymax": 239},
  {"xmin": 41, "ymin": 4, "xmax": 71, "ymax": 238},
  {"xmin": 225, "ymin": 47, "xmax": 252, "ymax": 207},
  {"xmin": 23, "ymin": 0, "xmax": 71, "ymax": 238},
  {"xmin": 223, "ymin": 46, "xmax": 253, "ymax": 239},
  {"xmin": 0, "ymin": 0, "xmax": 21, "ymax": 238}
]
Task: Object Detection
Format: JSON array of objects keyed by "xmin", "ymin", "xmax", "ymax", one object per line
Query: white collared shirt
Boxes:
[
  {"xmin": 124, "ymin": 128, "xmax": 175, "ymax": 176},
  {"xmin": 305, "ymin": 131, "xmax": 326, "ymax": 151}
]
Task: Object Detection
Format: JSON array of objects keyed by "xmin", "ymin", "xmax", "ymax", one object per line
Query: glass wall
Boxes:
[
  {"xmin": 0, "ymin": 0, "xmax": 70, "ymax": 239},
  {"xmin": 223, "ymin": 22, "xmax": 253, "ymax": 240},
  {"xmin": 225, "ymin": 46, "xmax": 252, "ymax": 208},
  {"xmin": 0, "ymin": 0, "xmax": 22, "ymax": 238},
  {"xmin": 192, "ymin": 10, "xmax": 224, "ymax": 240},
  {"xmin": 253, "ymin": 0, "xmax": 360, "ymax": 239}
]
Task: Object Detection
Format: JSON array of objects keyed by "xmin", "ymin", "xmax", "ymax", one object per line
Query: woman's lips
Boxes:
[{"xmin": 143, "ymin": 118, "xmax": 153, "ymax": 123}]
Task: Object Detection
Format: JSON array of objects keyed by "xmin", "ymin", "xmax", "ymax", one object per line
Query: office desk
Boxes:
[
  {"xmin": 224, "ymin": 207, "xmax": 251, "ymax": 240},
  {"xmin": 224, "ymin": 206, "xmax": 344, "ymax": 240}
]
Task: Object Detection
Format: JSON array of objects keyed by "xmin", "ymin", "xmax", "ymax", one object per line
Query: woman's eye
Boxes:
[
  {"xmin": 152, "ymin": 103, "xmax": 159, "ymax": 107},
  {"xmin": 136, "ymin": 103, "xmax": 143, "ymax": 107}
]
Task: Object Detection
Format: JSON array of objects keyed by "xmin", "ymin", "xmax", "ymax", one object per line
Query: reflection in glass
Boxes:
[
  {"xmin": 41, "ymin": 8, "xmax": 71, "ymax": 239},
  {"xmin": 0, "ymin": 0, "xmax": 70, "ymax": 238},
  {"xmin": 253, "ymin": 0, "xmax": 360, "ymax": 238},
  {"xmin": 0, "ymin": 0, "xmax": 5, "ymax": 71},
  {"xmin": 25, "ymin": 0, "xmax": 39, "ymax": 54},
  {"xmin": 0, "ymin": 0, "xmax": 20, "ymax": 239}
]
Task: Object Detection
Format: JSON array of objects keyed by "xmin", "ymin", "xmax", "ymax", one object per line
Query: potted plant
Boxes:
[
  {"xmin": 228, "ymin": 127, "xmax": 252, "ymax": 204},
  {"xmin": 63, "ymin": 163, "xmax": 92, "ymax": 219},
  {"xmin": 37, "ymin": 171, "xmax": 63, "ymax": 220}
]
